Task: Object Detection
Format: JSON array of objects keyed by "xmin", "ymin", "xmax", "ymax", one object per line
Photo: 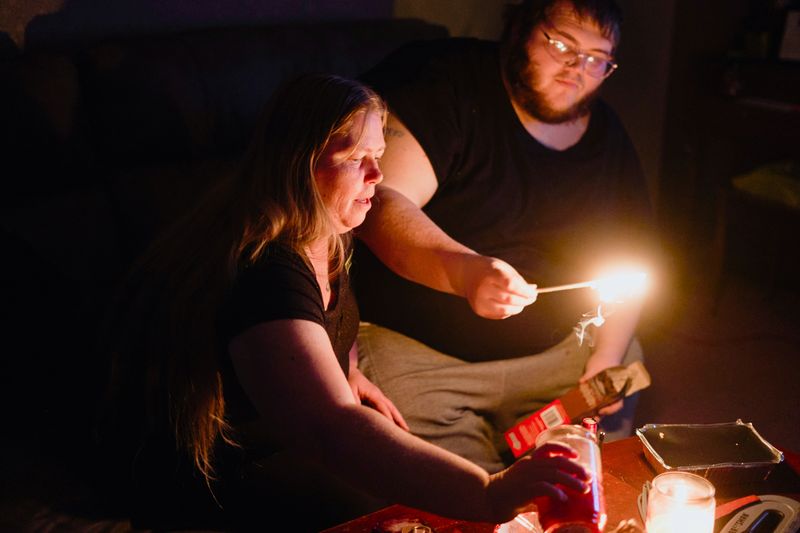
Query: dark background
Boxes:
[
  {"xmin": 0, "ymin": 0, "xmax": 798, "ymax": 528},
  {"xmin": 3, "ymin": 0, "xmax": 798, "ymax": 291}
]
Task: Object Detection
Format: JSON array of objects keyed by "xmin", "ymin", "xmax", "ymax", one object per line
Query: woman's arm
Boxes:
[
  {"xmin": 348, "ymin": 343, "xmax": 409, "ymax": 431},
  {"xmin": 229, "ymin": 319, "xmax": 588, "ymax": 523}
]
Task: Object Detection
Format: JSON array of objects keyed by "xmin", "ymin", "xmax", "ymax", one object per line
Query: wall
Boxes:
[
  {"xmin": 393, "ymin": 0, "xmax": 508, "ymax": 40},
  {"xmin": 0, "ymin": 0, "xmax": 63, "ymax": 48},
  {"xmin": 604, "ymin": 0, "xmax": 675, "ymax": 212},
  {"xmin": 0, "ymin": 0, "xmax": 392, "ymax": 49},
  {"xmin": 1, "ymin": 0, "xmax": 673, "ymax": 218},
  {"xmin": 658, "ymin": 0, "xmax": 752, "ymax": 273}
]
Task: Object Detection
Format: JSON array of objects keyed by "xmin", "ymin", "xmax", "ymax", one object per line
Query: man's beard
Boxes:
[{"xmin": 504, "ymin": 44, "xmax": 599, "ymax": 124}]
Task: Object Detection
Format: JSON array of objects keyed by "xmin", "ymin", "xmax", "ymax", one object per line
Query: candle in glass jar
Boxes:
[{"xmin": 645, "ymin": 472, "xmax": 715, "ymax": 533}]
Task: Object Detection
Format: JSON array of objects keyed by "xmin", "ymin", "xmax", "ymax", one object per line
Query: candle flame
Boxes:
[{"xmin": 646, "ymin": 474, "xmax": 716, "ymax": 533}]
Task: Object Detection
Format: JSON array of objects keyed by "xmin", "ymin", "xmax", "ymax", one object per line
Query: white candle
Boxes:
[{"xmin": 645, "ymin": 472, "xmax": 715, "ymax": 533}]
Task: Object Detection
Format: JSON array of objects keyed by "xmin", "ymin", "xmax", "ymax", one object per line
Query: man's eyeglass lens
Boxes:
[{"xmin": 542, "ymin": 31, "xmax": 617, "ymax": 79}]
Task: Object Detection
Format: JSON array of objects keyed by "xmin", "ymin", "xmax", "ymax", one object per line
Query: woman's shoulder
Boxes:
[
  {"xmin": 245, "ymin": 243, "xmax": 310, "ymax": 276},
  {"xmin": 231, "ymin": 244, "xmax": 318, "ymax": 304},
  {"xmin": 221, "ymin": 243, "xmax": 325, "ymax": 342}
]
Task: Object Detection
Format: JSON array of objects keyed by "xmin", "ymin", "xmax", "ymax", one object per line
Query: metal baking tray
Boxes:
[{"xmin": 636, "ymin": 420, "xmax": 784, "ymax": 486}]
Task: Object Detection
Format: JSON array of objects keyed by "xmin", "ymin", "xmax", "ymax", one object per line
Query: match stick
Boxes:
[{"xmin": 536, "ymin": 280, "xmax": 595, "ymax": 294}]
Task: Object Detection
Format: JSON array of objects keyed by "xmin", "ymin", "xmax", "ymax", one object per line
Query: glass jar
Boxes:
[
  {"xmin": 644, "ymin": 471, "xmax": 715, "ymax": 533},
  {"xmin": 533, "ymin": 425, "xmax": 607, "ymax": 533}
]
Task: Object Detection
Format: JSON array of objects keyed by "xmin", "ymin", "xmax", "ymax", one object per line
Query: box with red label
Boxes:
[{"xmin": 504, "ymin": 361, "xmax": 651, "ymax": 458}]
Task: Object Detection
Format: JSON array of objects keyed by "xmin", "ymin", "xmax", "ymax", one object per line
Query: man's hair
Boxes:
[{"xmin": 501, "ymin": 0, "xmax": 623, "ymax": 53}]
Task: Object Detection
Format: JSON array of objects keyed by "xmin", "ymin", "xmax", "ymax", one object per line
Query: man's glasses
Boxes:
[{"xmin": 541, "ymin": 30, "xmax": 618, "ymax": 79}]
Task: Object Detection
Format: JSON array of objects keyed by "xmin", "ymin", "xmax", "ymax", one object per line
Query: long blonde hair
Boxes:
[{"xmin": 107, "ymin": 74, "xmax": 385, "ymax": 484}]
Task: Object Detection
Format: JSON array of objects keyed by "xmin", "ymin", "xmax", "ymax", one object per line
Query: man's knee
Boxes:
[{"xmin": 622, "ymin": 337, "xmax": 644, "ymax": 365}]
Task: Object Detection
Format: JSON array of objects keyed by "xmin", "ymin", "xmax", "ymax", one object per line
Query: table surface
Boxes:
[{"xmin": 322, "ymin": 436, "xmax": 800, "ymax": 532}]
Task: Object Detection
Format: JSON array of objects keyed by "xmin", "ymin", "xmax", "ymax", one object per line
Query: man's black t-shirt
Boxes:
[{"xmin": 354, "ymin": 38, "xmax": 654, "ymax": 360}]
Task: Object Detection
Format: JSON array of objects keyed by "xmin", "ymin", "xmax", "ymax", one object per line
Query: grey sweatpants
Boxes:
[{"xmin": 357, "ymin": 322, "xmax": 643, "ymax": 473}]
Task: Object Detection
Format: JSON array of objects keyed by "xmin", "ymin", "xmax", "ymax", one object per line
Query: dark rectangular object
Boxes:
[{"xmin": 636, "ymin": 420, "xmax": 784, "ymax": 486}]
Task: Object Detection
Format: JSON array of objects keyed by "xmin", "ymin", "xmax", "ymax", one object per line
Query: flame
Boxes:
[
  {"xmin": 592, "ymin": 270, "xmax": 648, "ymax": 302},
  {"xmin": 557, "ymin": 267, "xmax": 649, "ymax": 345}
]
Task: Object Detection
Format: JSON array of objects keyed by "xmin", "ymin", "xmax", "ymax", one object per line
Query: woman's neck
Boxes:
[{"xmin": 306, "ymin": 239, "xmax": 332, "ymax": 308}]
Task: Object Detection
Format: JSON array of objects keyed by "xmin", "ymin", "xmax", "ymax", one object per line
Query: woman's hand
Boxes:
[
  {"xmin": 457, "ymin": 255, "xmax": 537, "ymax": 319},
  {"xmin": 486, "ymin": 442, "xmax": 590, "ymax": 523},
  {"xmin": 348, "ymin": 368, "xmax": 410, "ymax": 431}
]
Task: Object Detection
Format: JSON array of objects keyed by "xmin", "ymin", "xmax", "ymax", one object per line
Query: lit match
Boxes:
[
  {"xmin": 537, "ymin": 270, "xmax": 649, "ymax": 302},
  {"xmin": 537, "ymin": 280, "xmax": 595, "ymax": 294}
]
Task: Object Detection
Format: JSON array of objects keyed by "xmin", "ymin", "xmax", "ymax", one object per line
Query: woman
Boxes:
[{"xmin": 103, "ymin": 74, "xmax": 589, "ymax": 531}]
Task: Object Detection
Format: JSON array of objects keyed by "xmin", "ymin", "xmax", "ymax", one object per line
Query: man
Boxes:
[{"xmin": 353, "ymin": 0, "xmax": 656, "ymax": 473}]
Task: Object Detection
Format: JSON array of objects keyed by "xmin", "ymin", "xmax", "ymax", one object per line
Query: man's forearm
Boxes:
[
  {"xmin": 589, "ymin": 299, "xmax": 643, "ymax": 367},
  {"xmin": 357, "ymin": 185, "xmax": 477, "ymax": 296}
]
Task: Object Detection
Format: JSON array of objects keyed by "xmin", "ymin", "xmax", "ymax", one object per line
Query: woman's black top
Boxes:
[{"xmin": 219, "ymin": 243, "xmax": 359, "ymax": 425}]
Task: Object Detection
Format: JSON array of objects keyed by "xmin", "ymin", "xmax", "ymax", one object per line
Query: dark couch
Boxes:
[{"xmin": 0, "ymin": 18, "xmax": 447, "ymax": 530}]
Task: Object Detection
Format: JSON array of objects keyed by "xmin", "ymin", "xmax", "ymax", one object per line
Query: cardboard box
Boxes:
[{"xmin": 505, "ymin": 361, "xmax": 651, "ymax": 458}]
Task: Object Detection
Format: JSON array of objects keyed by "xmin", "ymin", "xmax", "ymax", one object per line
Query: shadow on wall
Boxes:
[
  {"xmin": 0, "ymin": 31, "xmax": 17, "ymax": 56},
  {"xmin": 393, "ymin": 0, "xmax": 508, "ymax": 40},
  {"xmin": 22, "ymin": 0, "xmax": 393, "ymax": 49}
]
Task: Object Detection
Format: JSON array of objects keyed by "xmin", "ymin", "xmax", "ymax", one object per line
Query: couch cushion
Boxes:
[
  {"xmin": 0, "ymin": 51, "xmax": 100, "ymax": 198},
  {"xmin": 77, "ymin": 19, "xmax": 448, "ymax": 168},
  {"xmin": 109, "ymin": 157, "xmax": 237, "ymax": 263}
]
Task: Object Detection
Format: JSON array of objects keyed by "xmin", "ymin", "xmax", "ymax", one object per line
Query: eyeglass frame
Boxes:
[{"xmin": 541, "ymin": 29, "xmax": 619, "ymax": 79}]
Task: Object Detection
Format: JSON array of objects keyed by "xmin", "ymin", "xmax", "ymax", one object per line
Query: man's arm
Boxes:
[
  {"xmin": 358, "ymin": 113, "xmax": 536, "ymax": 319},
  {"xmin": 581, "ymin": 297, "xmax": 643, "ymax": 415}
]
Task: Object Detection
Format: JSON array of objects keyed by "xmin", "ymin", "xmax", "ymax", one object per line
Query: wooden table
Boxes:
[{"xmin": 323, "ymin": 436, "xmax": 800, "ymax": 532}]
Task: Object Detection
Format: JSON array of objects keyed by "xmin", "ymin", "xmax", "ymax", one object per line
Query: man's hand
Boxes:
[
  {"xmin": 348, "ymin": 367, "xmax": 410, "ymax": 431},
  {"xmin": 580, "ymin": 351, "xmax": 624, "ymax": 416},
  {"xmin": 458, "ymin": 255, "xmax": 537, "ymax": 319}
]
